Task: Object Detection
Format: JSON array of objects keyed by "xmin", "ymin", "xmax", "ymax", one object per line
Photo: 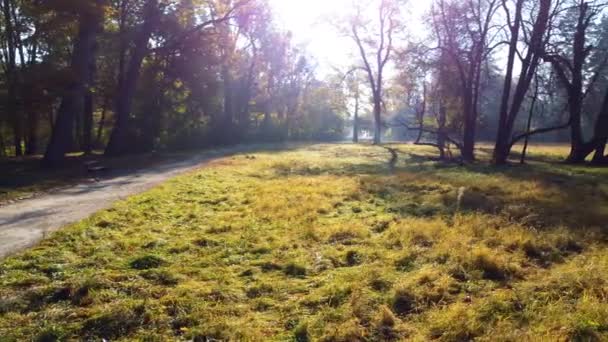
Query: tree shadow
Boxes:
[
  {"xmin": 265, "ymin": 145, "xmax": 608, "ymax": 237},
  {"xmin": 0, "ymin": 208, "xmax": 55, "ymax": 226},
  {"xmin": 0, "ymin": 143, "xmax": 308, "ymax": 201}
]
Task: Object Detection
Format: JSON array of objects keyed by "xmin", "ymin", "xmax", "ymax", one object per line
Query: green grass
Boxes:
[{"xmin": 0, "ymin": 143, "xmax": 607, "ymax": 341}]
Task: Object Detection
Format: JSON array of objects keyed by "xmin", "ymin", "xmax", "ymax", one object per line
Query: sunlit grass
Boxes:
[{"xmin": 0, "ymin": 143, "xmax": 606, "ymax": 341}]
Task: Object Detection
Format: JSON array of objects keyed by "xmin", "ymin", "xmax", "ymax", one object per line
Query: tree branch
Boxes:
[{"xmin": 509, "ymin": 122, "xmax": 571, "ymax": 148}]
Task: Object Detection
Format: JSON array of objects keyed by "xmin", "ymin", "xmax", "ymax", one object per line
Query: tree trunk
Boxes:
[
  {"xmin": 12, "ymin": 123, "xmax": 22, "ymax": 157},
  {"xmin": 83, "ymin": 89, "xmax": 94, "ymax": 154},
  {"xmin": 96, "ymin": 95, "xmax": 109, "ymax": 146},
  {"xmin": 373, "ymin": 91, "xmax": 382, "ymax": 145},
  {"xmin": 0, "ymin": 129, "xmax": 5, "ymax": 157},
  {"xmin": 43, "ymin": 3, "xmax": 102, "ymax": 167},
  {"xmin": 591, "ymin": 85, "xmax": 608, "ymax": 164},
  {"xmin": 2, "ymin": 0, "xmax": 21, "ymax": 156},
  {"xmin": 222, "ymin": 65, "xmax": 234, "ymax": 130},
  {"xmin": 25, "ymin": 110, "xmax": 39, "ymax": 155},
  {"xmin": 239, "ymin": 52, "xmax": 256, "ymax": 134},
  {"xmin": 83, "ymin": 26, "xmax": 100, "ymax": 155},
  {"xmin": 565, "ymin": 92, "xmax": 589, "ymax": 163},
  {"xmin": 521, "ymin": 80, "xmax": 540, "ymax": 164},
  {"xmin": 353, "ymin": 93, "xmax": 359, "ymax": 143},
  {"xmin": 565, "ymin": 8, "xmax": 588, "ymax": 164},
  {"xmin": 437, "ymin": 102, "xmax": 447, "ymax": 160},
  {"xmin": 461, "ymin": 87, "xmax": 476, "ymax": 162},
  {"xmin": 544, "ymin": 2, "xmax": 593, "ymax": 164},
  {"xmin": 494, "ymin": 0, "xmax": 550, "ymax": 165},
  {"xmin": 592, "ymin": 141, "xmax": 607, "ymax": 164},
  {"xmin": 140, "ymin": 62, "xmax": 165, "ymax": 151},
  {"xmin": 415, "ymin": 83, "xmax": 427, "ymax": 144},
  {"xmin": 493, "ymin": 3, "xmax": 520, "ymax": 165},
  {"xmin": 105, "ymin": 0, "xmax": 159, "ymax": 156}
]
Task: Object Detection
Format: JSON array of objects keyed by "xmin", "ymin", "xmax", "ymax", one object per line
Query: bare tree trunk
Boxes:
[
  {"xmin": 494, "ymin": 0, "xmax": 550, "ymax": 165},
  {"xmin": 0, "ymin": 128, "xmax": 6, "ymax": 157},
  {"xmin": 521, "ymin": 78, "xmax": 540, "ymax": 164},
  {"xmin": 43, "ymin": 2, "xmax": 103, "ymax": 166},
  {"xmin": 353, "ymin": 92, "xmax": 359, "ymax": 143},
  {"xmin": 105, "ymin": 0, "xmax": 159, "ymax": 156},
  {"xmin": 2, "ymin": 0, "xmax": 21, "ymax": 157},
  {"xmin": 239, "ymin": 46, "xmax": 257, "ymax": 134},
  {"xmin": 373, "ymin": 97, "xmax": 382, "ymax": 145},
  {"xmin": 493, "ymin": 0, "xmax": 521, "ymax": 165},
  {"xmin": 415, "ymin": 83, "xmax": 427, "ymax": 144},
  {"xmin": 564, "ymin": 11, "xmax": 588, "ymax": 164},
  {"xmin": 83, "ymin": 89, "xmax": 94, "ymax": 154},
  {"xmin": 592, "ymin": 140, "xmax": 607, "ymax": 164},
  {"xmin": 222, "ymin": 64, "xmax": 234, "ymax": 133},
  {"xmin": 83, "ymin": 32, "xmax": 99, "ymax": 155},
  {"xmin": 544, "ymin": 2, "xmax": 597, "ymax": 164},
  {"xmin": 437, "ymin": 101, "xmax": 447, "ymax": 159},
  {"xmin": 591, "ymin": 86, "xmax": 608, "ymax": 164},
  {"xmin": 461, "ymin": 86, "xmax": 476, "ymax": 162}
]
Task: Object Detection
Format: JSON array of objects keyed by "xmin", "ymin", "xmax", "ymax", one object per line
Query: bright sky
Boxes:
[{"xmin": 268, "ymin": 0, "xmax": 430, "ymax": 76}]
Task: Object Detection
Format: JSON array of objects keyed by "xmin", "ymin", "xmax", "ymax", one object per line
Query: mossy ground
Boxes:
[{"xmin": 0, "ymin": 143, "xmax": 607, "ymax": 341}]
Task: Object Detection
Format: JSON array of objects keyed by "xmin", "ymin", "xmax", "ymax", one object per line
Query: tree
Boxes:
[
  {"xmin": 492, "ymin": 0, "xmax": 553, "ymax": 165},
  {"xmin": 43, "ymin": 1, "xmax": 105, "ymax": 166},
  {"xmin": 431, "ymin": 0, "xmax": 500, "ymax": 162},
  {"xmin": 544, "ymin": 0, "xmax": 608, "ymax": 163},
  {"xmin": 345, "ymin": 0, "xmax": 405, "ymax": 145},
  {"xmin": 104, "ymin": 0, "xmax": 160, "ymax": 156},
  {"xmin": 0, "ymin": 0, "xmax": 358, "ymax": 163},
  {"xmin": 105, "ymin": 0, "xmax": 251, "ymax": 156},
  {"xmin": 349, "ymin": 73, "xmax": 362, "ymax": 143}
]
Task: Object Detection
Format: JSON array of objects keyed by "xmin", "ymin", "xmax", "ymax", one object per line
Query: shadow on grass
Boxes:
[
  {"xmin": 0, "ymin": 143, "xmax": 308, "ymax": 203},
  {"xmin": 267, "ymin": 145, "xmax": 608, "ymax": 236}
]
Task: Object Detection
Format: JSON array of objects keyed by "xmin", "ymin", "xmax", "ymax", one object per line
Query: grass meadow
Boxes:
[{"xmin": 0, "ymin": 143, "xmax": 606, "ymax": 341}]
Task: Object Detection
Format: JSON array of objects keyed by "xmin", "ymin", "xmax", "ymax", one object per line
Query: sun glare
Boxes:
[{"xmin": 268, "ymin": 0, "xmax": 430, "ymax": 73}]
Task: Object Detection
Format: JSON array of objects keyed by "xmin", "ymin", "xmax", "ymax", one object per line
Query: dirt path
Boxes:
[{"xmin": 0, "ymin": 146, "xmax": 251, "ymax": 259}]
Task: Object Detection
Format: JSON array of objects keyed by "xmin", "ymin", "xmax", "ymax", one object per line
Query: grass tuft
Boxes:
[
  {"xmin": 129, "ymin": 255, "xmax": 166, "ymax": 270},
  {"xmin": 284, "ymin": 262, "xmax": 307, "ymax": 278}
]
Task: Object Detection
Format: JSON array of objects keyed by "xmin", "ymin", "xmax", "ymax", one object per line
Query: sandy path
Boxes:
[{"xmin": 0, "ymin": 147, "xmax": 248, "ymax": 259}]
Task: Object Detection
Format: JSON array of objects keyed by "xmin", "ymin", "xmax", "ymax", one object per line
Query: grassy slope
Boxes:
[{"xmin": 0, "ymin": 144, "xmax": 607, "ymax": 341}]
